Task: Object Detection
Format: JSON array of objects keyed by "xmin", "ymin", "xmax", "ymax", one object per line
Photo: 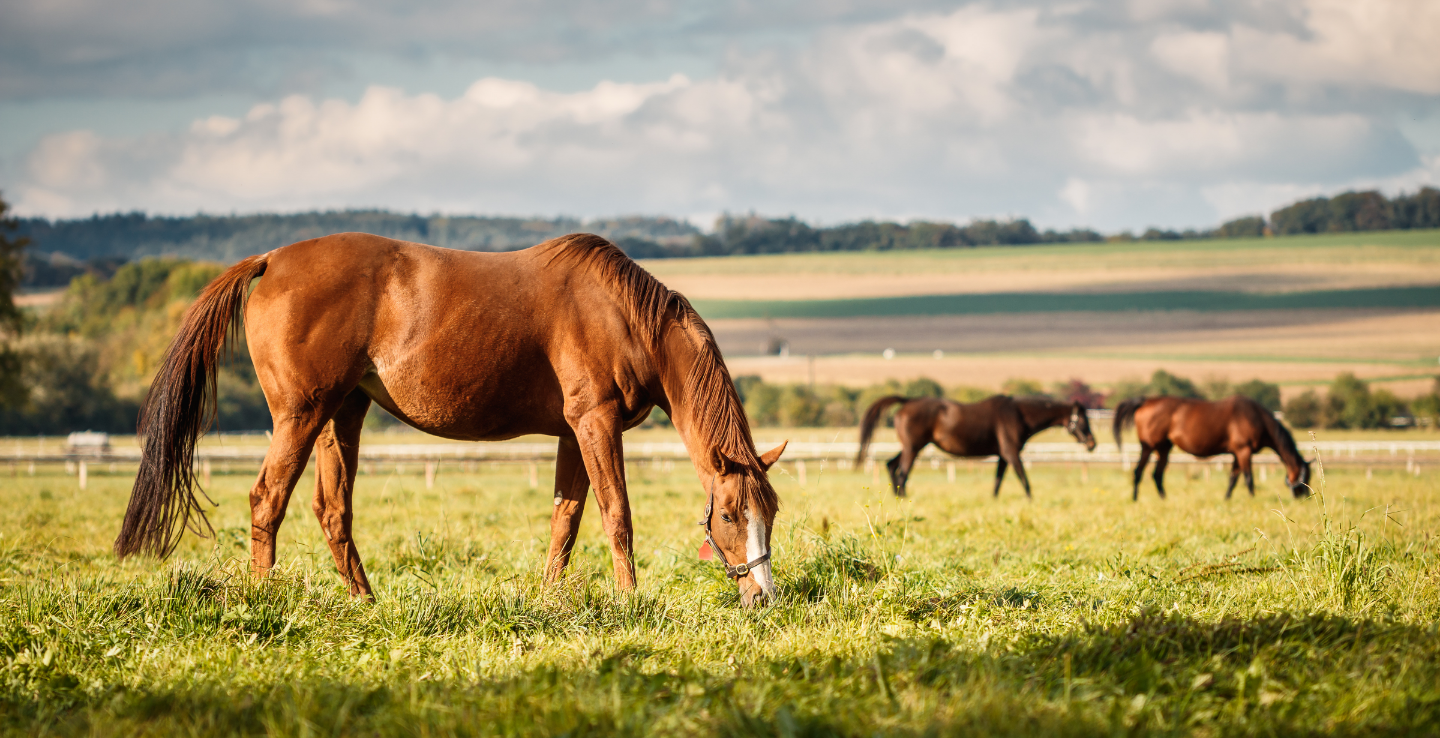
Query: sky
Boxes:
[{"xmin": 1, "ymin": 0, "xmax": 1437, "ymax": 232}]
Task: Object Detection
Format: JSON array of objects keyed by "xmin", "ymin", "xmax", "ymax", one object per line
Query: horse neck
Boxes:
[
  {"xmin": 1262, "ymin": 414, "xmax": 1303, "ymax": 473},
  {"xmin": 1019, "ymin": 400, "xmax": 1068, "ymax": 437},
  {"xmin": 655, "ymin": 323, "xmax": 756, "ymax": 467}
]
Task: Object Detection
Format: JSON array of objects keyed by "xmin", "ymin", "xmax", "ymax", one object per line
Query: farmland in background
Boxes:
[{"xmin": 640, "ymin": 230, "xmax": 1440, "ymax": 401}]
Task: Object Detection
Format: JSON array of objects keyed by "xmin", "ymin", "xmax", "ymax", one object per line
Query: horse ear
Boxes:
[
  {"xmin": 759, "ymin": 440, "xmax": 788, "ymax": 471},
  {"xmin": 711, "ymin": 448, "xmax": 734, "ymax": 476}
]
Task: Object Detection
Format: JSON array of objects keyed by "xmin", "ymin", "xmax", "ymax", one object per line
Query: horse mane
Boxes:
[{"xmin": 538, "ymin": 234, "xmax": 777, "ymax": 518}]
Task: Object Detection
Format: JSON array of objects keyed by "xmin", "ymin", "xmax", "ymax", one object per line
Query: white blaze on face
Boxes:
[{"xmin": 746, "ymin": 510, "xmax": 775, "ymax": 597}]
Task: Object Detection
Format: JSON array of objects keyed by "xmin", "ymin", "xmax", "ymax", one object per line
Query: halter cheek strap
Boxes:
[{"xmin": 699, "ymin": 474, "xmax": 771, "ymax": 579}]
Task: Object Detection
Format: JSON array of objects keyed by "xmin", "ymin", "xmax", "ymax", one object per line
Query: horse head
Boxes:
[
  {"xmin": 1066, "ymin": 402, "xmax": 1098, "ymax": 452},
  {"xmin": 700, "ymin": 441, "xmax": 787, "ymax": 607},
  {"xmin": 1288, "ymin": 458, "xmax": 1314, "ymax": 498}
]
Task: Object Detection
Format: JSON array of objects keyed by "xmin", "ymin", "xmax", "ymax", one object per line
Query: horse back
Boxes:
[
  {"xmin": 928, "ymin": 395, "xmax": 1014, "ymax": 457},
  {"xmin": 245, "ymin": 233, "xmax": 644, "ymax": 440},
  {"xmin": 1150, "ymin": 396, "xmax": 1264, "ymax": 457}
]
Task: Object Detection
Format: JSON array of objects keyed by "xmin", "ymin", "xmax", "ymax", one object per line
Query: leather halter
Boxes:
[{"xmin": 699, "ymin": 474, "xmax": 771, "ymax": 579}]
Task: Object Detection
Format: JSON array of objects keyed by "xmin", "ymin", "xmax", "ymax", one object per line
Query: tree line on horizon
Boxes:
[{"xmin": 10, "ymin": 185, "xmax": 1440, "ymax": 286}]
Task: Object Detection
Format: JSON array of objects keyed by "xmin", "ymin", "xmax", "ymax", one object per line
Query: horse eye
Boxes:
[{"xmin": 720, "ymin": 513, "xmax": 733, "ymax": 523}]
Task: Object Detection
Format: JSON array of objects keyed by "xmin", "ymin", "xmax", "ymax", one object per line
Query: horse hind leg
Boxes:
[
  {"xmin": 250, "ymin": 395, "xmax": 340, "ymax": 582},
  {"xmin": 311, "ymin": 390, "xmax": 374, "ymax": 599},
  {"xmin": 993, "ymin": 458, "xmax": 1009, "ymax": 498},
  {"xmin": 545, "ymin": 436, "xmax": 592, "ymax": 582},
  {"xmin": 1008, "ymin": 453, "xmax": 1032, "ymax": 499}
]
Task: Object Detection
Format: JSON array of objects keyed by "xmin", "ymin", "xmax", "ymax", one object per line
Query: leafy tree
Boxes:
[
  {"xmin": 1051, "ymin": 378, "xmax": 1105, "ymax": 408},
  {"xmin": 1001, "ymin": 377, "xmax": 1045, "ymax": 397},
  {"xmin": 0, "ymin": 193, "xmax": 28, "ymax": 408},
  {"xmin": 1284, "ymin": 389, "xmax": 1323, "ymax": 429},
  {"xmin": 1391, "ymin": 187, "xmax": 1440, "ymax": 229},
  {"xmin": 1217, "ymin": 215, "xmax": 1266, "ymax": 238},
  {"xmin": 1105, "ymin": 376, "xmax": 1149, "ymax": 408},
  {"xmin": 1322, "ymin": 372, "xmax": 1406, "ymax": 429},
  {"xmin": 1146, "ymin": 369, "xmax": 1202, "ymax": 399},
  {"xmin": 0, "ymin": 336, "xmax": 137, "ymax": 434},
  {"xmin": 947, "ymin": 385, "xmax": 991, "ymax": 403},
  {"xmin": 1327, "ymin": 191, "xmax": 1391, "ymax": 232},
  {"xmin": 903, "ymin": 377, "xmax": 944, "ymax": 399},
  {"xmin": 1270, "ymin": 197, "xmax": 1332, "ymax": 235},
  {"xmin": 1233, "ymin": 379, "xmax": 1282, "ymax": 411},
  {"xmin": 1411, "ymin": 377, "xmax": 1440, "ymax": 426}
]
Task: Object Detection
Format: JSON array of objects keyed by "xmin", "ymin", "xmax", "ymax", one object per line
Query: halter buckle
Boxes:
[{"xmin": 732, "ymin": 563, "xmax": 750, "ymax": 577}]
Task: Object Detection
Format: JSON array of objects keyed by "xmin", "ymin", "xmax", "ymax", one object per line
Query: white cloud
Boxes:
[{"xmin": 6, "ymin": 0, "xmax": 1438, "ymax": 230}]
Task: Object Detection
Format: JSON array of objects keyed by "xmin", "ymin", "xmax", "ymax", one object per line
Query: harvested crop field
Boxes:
[{"xmin": 1, "ymin": 430, "xmax": 1437, "ymax": 735}]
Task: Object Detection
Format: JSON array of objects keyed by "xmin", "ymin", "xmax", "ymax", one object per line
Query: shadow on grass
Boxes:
[{"xmin": 6, "ymin": 610, "xmax": 1438, "ymax": 736}]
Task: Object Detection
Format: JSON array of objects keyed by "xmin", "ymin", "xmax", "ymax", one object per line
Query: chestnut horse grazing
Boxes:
[
  {"xmin": 114, "ymin": 233, "xmax": 786, "ymax": 606},
  {"xmin": 1113, "ymin": 395, "xmax": 1311, "ymax": 501},
  {"xmin": 855, "ymin": 395, "xmax": 1096, "ymax": 498}
]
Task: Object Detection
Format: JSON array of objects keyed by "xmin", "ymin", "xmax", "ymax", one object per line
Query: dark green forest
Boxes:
[{"xmin": 13, "ymin": 186, "xmax": 1440, "ymax": 286}]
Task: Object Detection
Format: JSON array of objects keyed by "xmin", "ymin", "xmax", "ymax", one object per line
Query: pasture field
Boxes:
[{"xmin": 2, "ymin": 432, "xmax": 1438, "ymax": 736}]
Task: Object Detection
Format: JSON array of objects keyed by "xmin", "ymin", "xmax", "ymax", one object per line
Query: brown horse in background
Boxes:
[
  {"xmin": 856, "ymin": 395, "xmax": 1097, "ymax": 498},
  {"xmin": 1113, "ymin": 395, "xmax": 1311, "ymax": 501},
  {"xmin": 114, "ymin": 233, "xmax": 787, "ymax": 607}
]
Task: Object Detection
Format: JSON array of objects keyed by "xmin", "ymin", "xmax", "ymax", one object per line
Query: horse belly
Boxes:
[{"xmin": 362, "ymin": 353, "xmax": 569, "ymax": 441}]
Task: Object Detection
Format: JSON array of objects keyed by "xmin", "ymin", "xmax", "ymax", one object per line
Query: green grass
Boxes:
[
  {"xmin": 2, "ymin": 443, "xmax": 1439, "ymax": 736},
  {"xmin": 690, "ymin": 285, "xmax": 1440, "ymax": 319}
]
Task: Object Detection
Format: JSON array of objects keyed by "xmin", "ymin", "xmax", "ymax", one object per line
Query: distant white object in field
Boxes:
[
  {"xmin": 933, "ymin": 349, "xmax": 944, "ymax": 360},
  {"xmin": 883, "ymin": 348, "xmax": 895, "ymax": 360},
  {"xmin": 66, "ymin": 432, "xmax": 109, "ymax": 455}
]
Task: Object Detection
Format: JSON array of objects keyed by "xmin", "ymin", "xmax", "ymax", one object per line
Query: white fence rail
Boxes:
[{"xmin": 1, "ymin": 439, "xmax": 1436, "ymax": 466}]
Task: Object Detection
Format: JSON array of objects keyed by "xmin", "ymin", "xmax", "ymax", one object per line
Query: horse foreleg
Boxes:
[
  {"xmin": 1151, "ymin": 444, "xmax": 1172, "ymax": 499},
  {"xmin": 250, "ymin": 405, "xmax": 331, "ymax": 581},
  {"xmin": 571, "ymin": 411, "xmax": 636, "ymax": 589},
  {"xmin": 1235, "ymin": 447, "xmax": 1255, "ymax": 497},
  {"xmin": 885, "ymin": 455, "xmax": 903, "ymax": 496},
  {"xmin": 545, "ymin": 436, "xmax": 592, "ymax": 582},
  {"xmin": 1225, "ymin": 460, "xmax": 1241, "ymax": 500},
  {"xmin": 992, "ymin": 458, "xmax": 1008, "ymax": 497},
  {"xmin": 312, "ymin": 390, "xmax": 374, "ymax": 600},
  {"xmin": 1131, "ymin": 445, "xmax": 1154, "ymax": 502}
]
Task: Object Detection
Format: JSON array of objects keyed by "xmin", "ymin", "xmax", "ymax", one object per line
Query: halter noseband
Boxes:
[{"xmin": 699, "ymin": 474, "xmax": 771, "ymax": 579}]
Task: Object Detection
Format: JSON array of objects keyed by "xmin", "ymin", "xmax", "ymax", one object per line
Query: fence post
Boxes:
[
  {"xmin": 78, "ymin": 461, "xmax": 87, "ymax": 491},
  {"xmin": 425, "ymin": 462, "xmax": 436, "ymax": 489},
  {"xmin": 947, "ymin": 461, "xmax": 956, "ymax": 483},
  {"xmin": 797, "ymin": 460, "xmax": 807, "ymax": 487}
]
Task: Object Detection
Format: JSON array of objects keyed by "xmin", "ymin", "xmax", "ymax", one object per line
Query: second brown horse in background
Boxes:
[
  {"xmin": 1113, "ymin": 395, "xmax": 1311, "ymax": 501},
  {"xmin": 856, "ymin": 395, "xmax": 1097, "ymax": 498}
]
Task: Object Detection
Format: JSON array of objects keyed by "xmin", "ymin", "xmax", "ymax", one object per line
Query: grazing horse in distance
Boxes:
[
  {"xmin": 1113, "ymin": 395, "xmax": 1311, "ymax": 501},
  {"xmin": 856, "ymin": 395, "xmax": 1097, "ymax": 498},
  {"xmin": 114, "ymin": 233, "xmax": 787, "ymax": 607}
]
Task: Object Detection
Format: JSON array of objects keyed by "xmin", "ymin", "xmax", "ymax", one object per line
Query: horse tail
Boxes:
[
  {"xmin": 856, "ymin": 396, "xmax": 909, "ymax": 466},
  {"xmin": 1112, "ymin": 397, "xmax": 1146, "ymax": 451},
  {"xmin": 114, "ymin": 253, "xmax": 269, "ymax": 559}
]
